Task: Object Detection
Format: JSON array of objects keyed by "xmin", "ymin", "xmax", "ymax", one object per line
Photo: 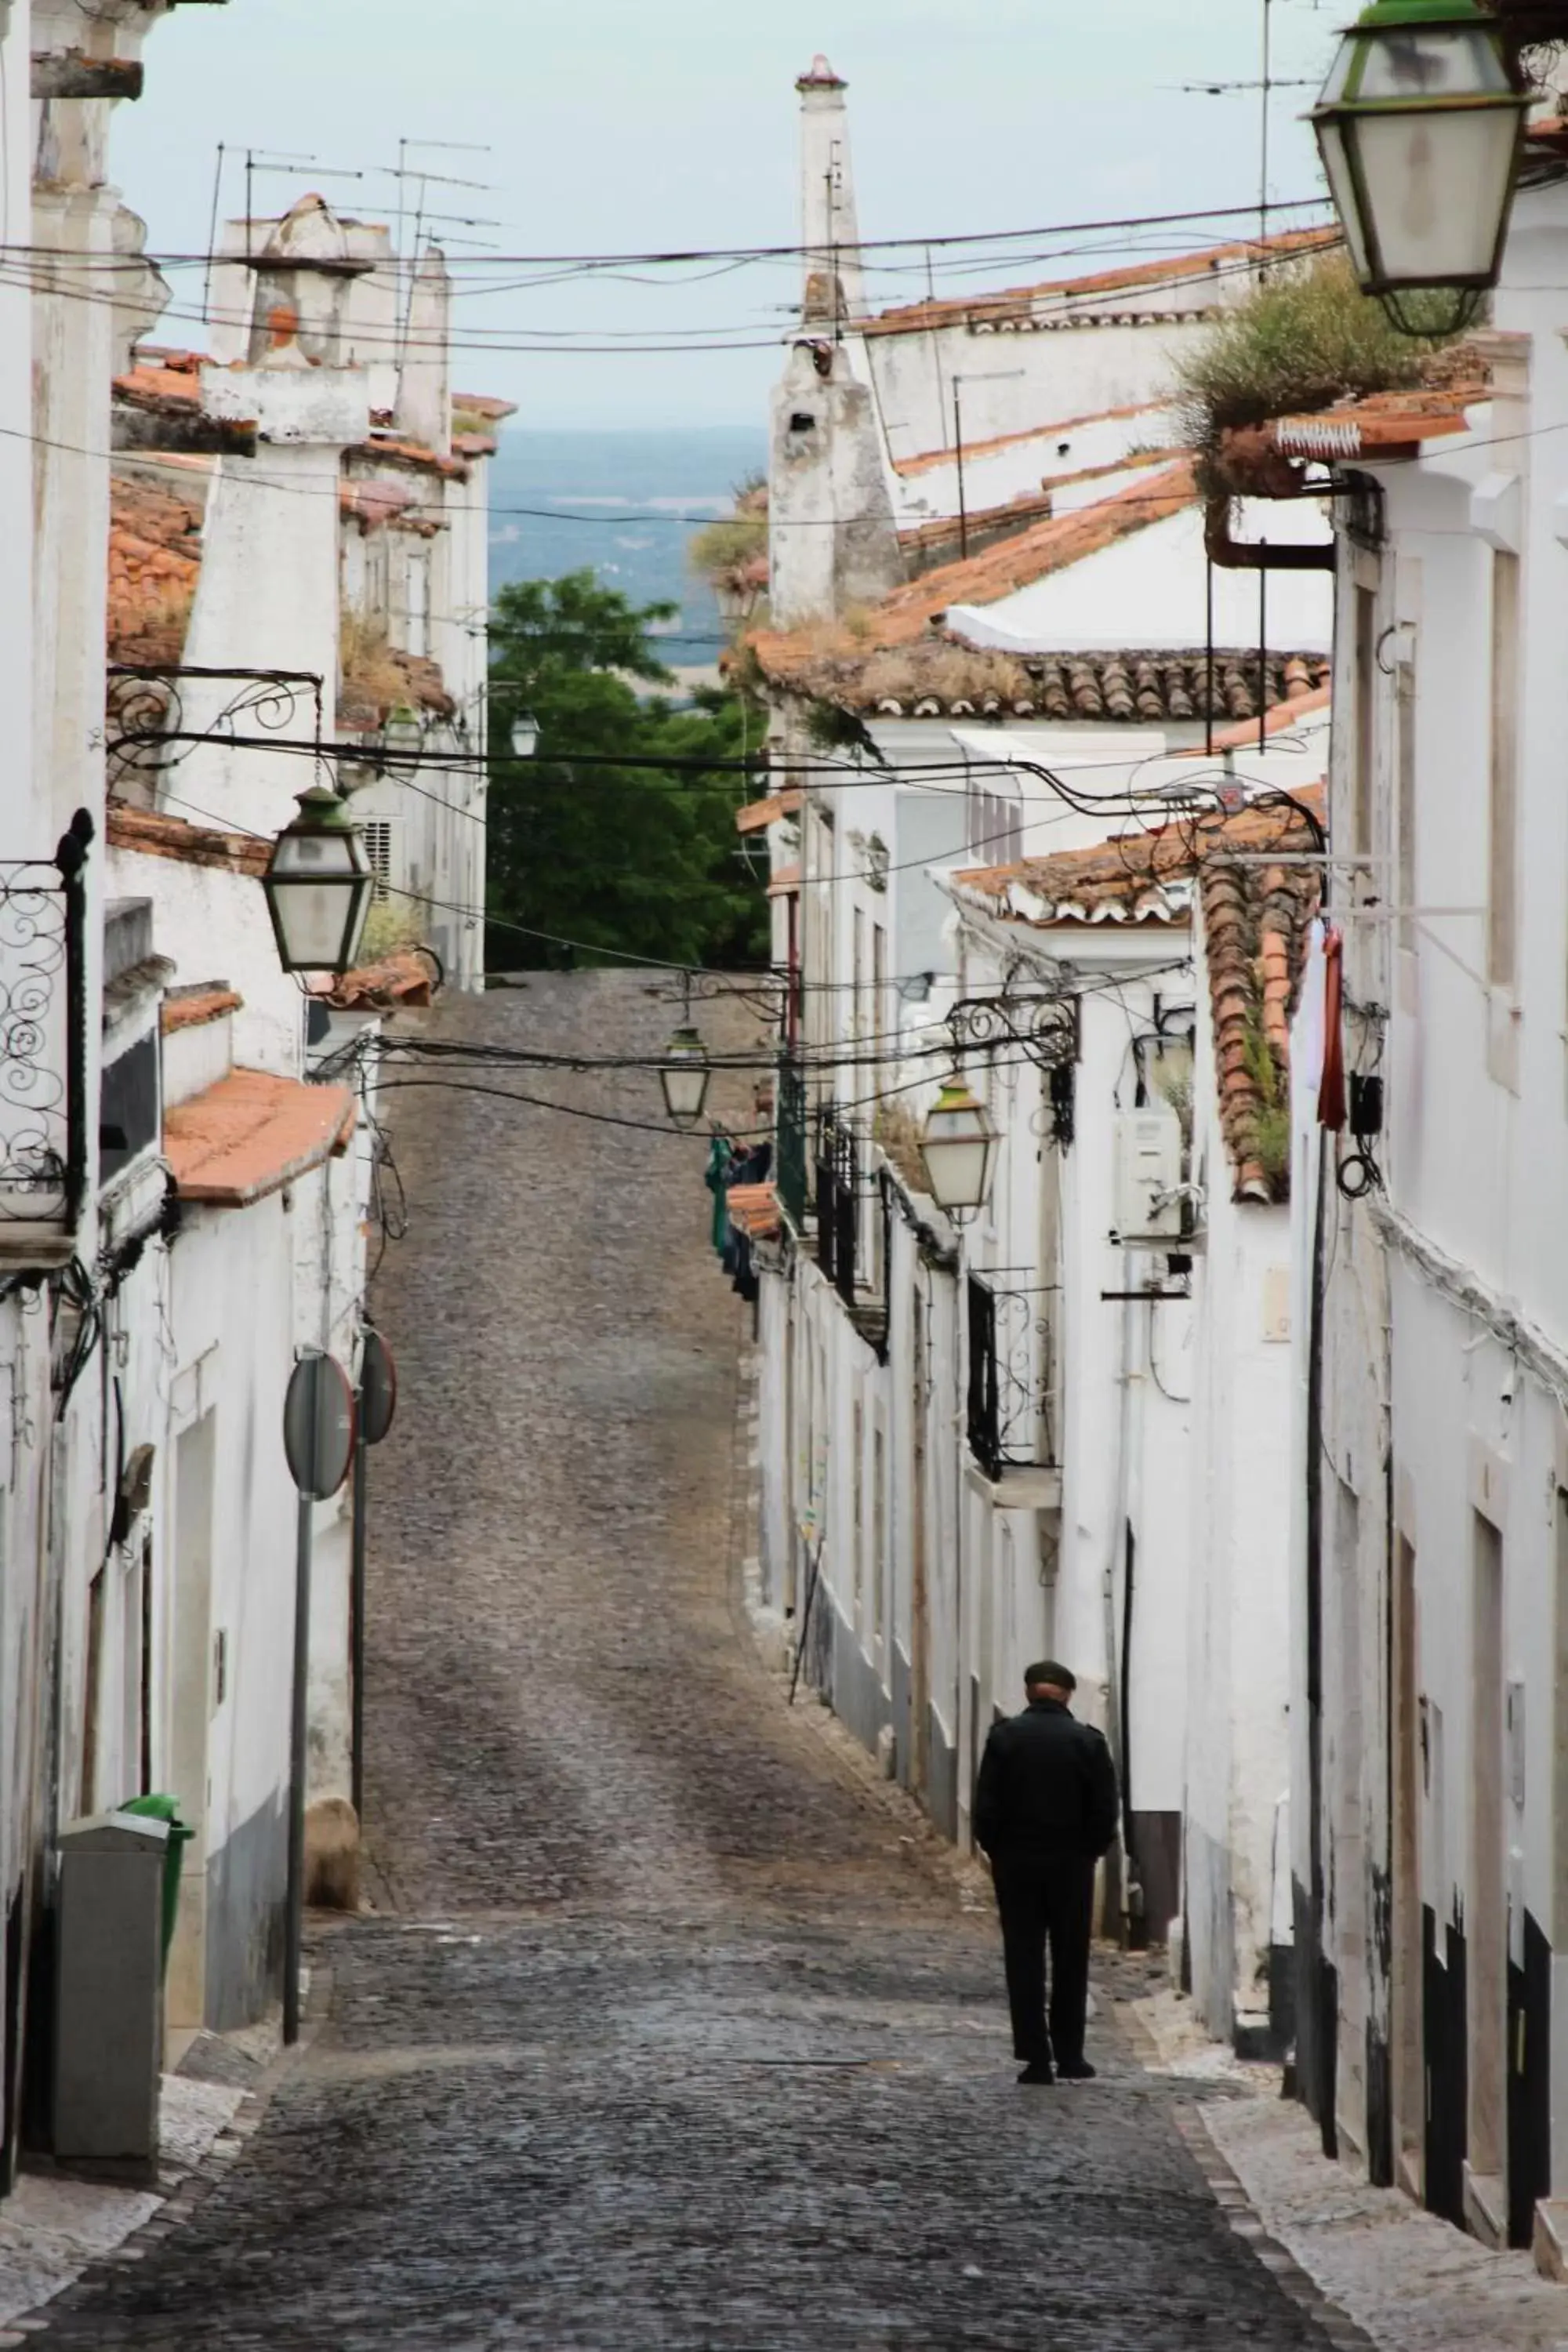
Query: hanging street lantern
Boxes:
[
  {"xmin": 919, "ymin": 1075, "xmax": 1000, "ymax": 1214},
  {"xmin": 381, "ymin": 706, "xmax": 423, "ymax": 761},
  {"xmin": 262, "ymin": 782, "xmax": 376, "ymax": 976},
  {"xmin": 1309, "ymin": 0, "xmax": 1530, "ymax": 334},
  {"xmin": 659, "ymin": 1024, "xmax": 712, "ymax": 1128},
  {"xmin": 713, "ymin": 576, "xmax": 761, "ymax": 625},
  {"xmin": 510, "ymin": 711, "xmax": 540, "ymax": 760}
]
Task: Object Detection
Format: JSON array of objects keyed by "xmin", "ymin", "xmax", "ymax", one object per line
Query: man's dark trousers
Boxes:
[{"xmin": 991, "ymin": 1849, "xmax": 1095, "ymax": 2065}]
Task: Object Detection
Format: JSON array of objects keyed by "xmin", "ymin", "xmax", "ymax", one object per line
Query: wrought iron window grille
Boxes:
[
  {"xmin": 966, "ymin": 1269, "xmax": 1059, "ymax": 1480},
  {"xmin": 814, "ymin": 1111, "xmax": 892, "ymax": 1358},
  {"xmin": 0, "ymin": 810, "xmax": 94, "ymax": 1240}
]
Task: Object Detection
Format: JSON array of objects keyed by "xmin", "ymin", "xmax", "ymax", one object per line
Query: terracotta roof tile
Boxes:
[
  {"xmin": 355, "ymin": 435, "xmax": 469, "ymax": 481},
  {"xmin": 894, "ymin": 401, "xmax": 1166, "ymax": 480},
  {"xmin": 864, "ymin": 228, "xmax": 1339, "ymax": 338},
  {"xmin": 725, "ymin": 1181, "xmax": 780, "ymax": 1239},
  {"xmin": 1217, "ymin": 345, "xmax": 1494, "ymax": 481},
  {"xmin": 315, "ymin": 949, "xmax": 439, "ymax": 1011},
  {"xmin": 107, "ymin": 473, "xmax": 204, "ymax": 666},
  {"xmin": 163, "ymin": 1069, "xmax": 356, "ymax": 1207},
  {"xmin": 452, "ymin": 392, "xmax": 519, "ymax": 422},
  {"xmin": 952, "ymin": 795, "xmax": 1323, "ymax": 1202},
  {"xmin": 162, "ymin": 987, "xmax": 241, "ymax": 1036},
  {"xmin": 735, "ymin": 788, "xmax": 804, "ymax": 835},
  {"xmin": 749, "ymin": 462, "xmax": 1200, "ymax": 702},
  {"xmin": 1178, "ymin": 679, "xmax": 1330, "ymax": 754},
  {"xmin": 107, "ymin": 803, "xmax": 268, "ymax": 879},
  {"xmin": 114, "ymin": 347, "xmax": 212, "ymax": 412}
]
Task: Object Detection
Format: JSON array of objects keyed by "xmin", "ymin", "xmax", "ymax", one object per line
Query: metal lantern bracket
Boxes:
[
  {"xmin": 947, "ymin": 992, "xmax": 1080, "ymax": 1072},
  {"xmin": 106, "ymin": 666, "xmax": 325, "ymax": 795},
  {"xmin": 949, "ymin": 993, "xmax": 1079, "ymax": 1149}
]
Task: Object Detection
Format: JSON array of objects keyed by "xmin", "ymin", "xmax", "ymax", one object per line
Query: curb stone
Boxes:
[
  {"xmin": 1172, "ymin": 2102, "xmax": 1381, "ymax": 2350},
  {"xmin": 7, "ymin": 1948, "xmax": 334, "ymax": 2336}
]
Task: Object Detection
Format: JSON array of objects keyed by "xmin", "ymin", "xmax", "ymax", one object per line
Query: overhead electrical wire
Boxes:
[{"xmin": 0, "ymin": 191, "xmax": 1338, "ymax": 280}]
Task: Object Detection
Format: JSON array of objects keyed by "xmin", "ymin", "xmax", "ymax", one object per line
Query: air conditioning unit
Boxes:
[{"xmin": 1112, "ymin": 1107, "xmax": 1183, "ymax": 1241}]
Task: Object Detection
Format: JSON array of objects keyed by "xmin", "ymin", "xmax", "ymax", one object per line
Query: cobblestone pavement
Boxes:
[{"xmin": 42, "ymin": 977, "xmax": 1345, "ymax": 2350}]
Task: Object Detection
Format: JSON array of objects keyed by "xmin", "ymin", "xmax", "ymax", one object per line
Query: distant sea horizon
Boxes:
[{"xmin": 486, "ymin": 424, "xmax": 768, "ymax": 665}]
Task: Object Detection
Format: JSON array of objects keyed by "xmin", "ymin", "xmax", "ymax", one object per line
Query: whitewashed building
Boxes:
[
  {"xmin": 1207, "ymin": 144, "xmax": 1568, "ymax": 2258},
  {"xmin": 731, "ymin": 57, "xmax": 1335, "ymax": 2016},
  {"xmin": 0, "ymin": 23, "xmax": 505, "ymax": 2187}
]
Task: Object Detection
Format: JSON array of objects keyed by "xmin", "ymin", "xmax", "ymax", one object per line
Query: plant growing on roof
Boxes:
[
  {"xmin": 1173, "ymin": 253, "xmax": 1461, "ymax": 496},
  {"xmin": 1241, "ymin": 998, "xmax": 1291, "ymax": 1193},
  {"xmin": 688, "ymin": 473, "xmax": 769, "ymax": 609},
  {"xmin": 339, "ymin": 608, "xmax": 410, "ymax": 720}
]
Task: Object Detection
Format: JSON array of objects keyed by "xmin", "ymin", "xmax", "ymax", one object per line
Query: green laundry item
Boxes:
[{"xmin": 704, "ymin": 1132, "xmax": 733, "ymax": 1252}]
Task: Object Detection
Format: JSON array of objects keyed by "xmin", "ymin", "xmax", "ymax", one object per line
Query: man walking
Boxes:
[{"xmin": 973, "ymin": 1661, "xmax": 1120, "ymax": 2085}]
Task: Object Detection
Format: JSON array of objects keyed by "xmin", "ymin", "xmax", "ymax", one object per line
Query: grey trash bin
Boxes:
[{"xmin": 53, "ymin": 1810, "xmax": 169, "ymax": 2179}]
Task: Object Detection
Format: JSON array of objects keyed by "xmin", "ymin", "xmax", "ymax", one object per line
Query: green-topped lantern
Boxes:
[
  {"xmin": 262, "ymin": 782, "xmax": 376, "ymax": 975},
  {"xmin": 1309, "ymin": 0, "xmax": 1530, "ymax": 333},
  {"xmin": 919, "ymin": 1076, "xmax": 1000, "ymax": 1214}
]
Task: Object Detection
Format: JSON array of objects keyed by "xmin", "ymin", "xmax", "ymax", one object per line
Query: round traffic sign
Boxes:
[
  {"xmin": 282, "ymin": 1350, "xmax": 355, "ymax": 1499},
  {"xmin": 359, "ymin": 1328, "xmax": 398, "ymax": 1448}
]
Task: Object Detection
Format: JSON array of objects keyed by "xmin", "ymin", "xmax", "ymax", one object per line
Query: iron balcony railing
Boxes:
[
  {"xmin": 815, "ymin": 1109, "xmax": 858, "ymax": 1312},
  {"xmin": 967, "ymin": 1272, "xmax": 1058, "ymax": 1480},
  {"xmin": 815, "ymin": 1111, "xmax": 892, "ymax": 1356}
]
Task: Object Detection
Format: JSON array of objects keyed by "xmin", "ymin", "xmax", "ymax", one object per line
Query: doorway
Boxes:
[
  {"xmin": 1392, "ymin": 1534, "xmax": 1422, "ymax": 2194},
  {"xmin": 166, "ymin": 1413, "xmax": 216, "ymax": 2035},
  {"xmin": 1470, "ymin": 1512, "xmax": 1505, "ymax": 2191},
  {"xmin": 909, "ymin": 1288, "xmax": 929, "ymax": 1796}
]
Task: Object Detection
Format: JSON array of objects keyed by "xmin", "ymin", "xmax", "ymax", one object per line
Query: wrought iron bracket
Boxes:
[
  {"xmin": 107, "ymin": 667, "xmax": 325, "ymax": 797},
  {"xmin": 948, "ymin": 992, "xmax": 1080, "ymax": 1071}
]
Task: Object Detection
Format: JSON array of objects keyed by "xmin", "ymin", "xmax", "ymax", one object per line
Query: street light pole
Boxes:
[
  {"xmin": 349, "ymin": 1417, "xmax": 368, "ymax": 1824},
  {"xmin": 284, "ymin": 1487, "xmax": 312, "ymax": 2048}
]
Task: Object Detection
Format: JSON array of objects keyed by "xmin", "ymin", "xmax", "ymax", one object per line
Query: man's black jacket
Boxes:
[{"xmin": 972, "ymin": 1697, "xmax": 1120, "ymax": 1860}]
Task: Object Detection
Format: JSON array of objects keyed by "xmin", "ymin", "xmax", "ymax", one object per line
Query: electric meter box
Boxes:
[
  {"xmin": 1112, "ymin": 1107, "xmax": 1183, "ymax": 1240},
  {"xmin": 53, "ymin": 1809, "xmax": 168, "ymax": 2178}
]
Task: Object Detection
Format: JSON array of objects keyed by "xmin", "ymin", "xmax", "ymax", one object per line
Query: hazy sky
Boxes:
[{"xmin": 116, "ymin": 0, "xmax": 1338, "ymax": 432}]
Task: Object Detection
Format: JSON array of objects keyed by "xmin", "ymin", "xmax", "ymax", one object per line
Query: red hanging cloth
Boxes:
[{"xmin": 1318, "ymin": 925, "xmax": 1346, "ymax": 1133}]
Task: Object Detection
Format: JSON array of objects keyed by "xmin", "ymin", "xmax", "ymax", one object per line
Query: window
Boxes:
[
  {"xmin": 852, "ymin": 906, "xmax": 866, "ymax": 1044},
  {"xmin": 853, "ymin": 1397, "xmax": 865, "ymax": 1631},
  {"xmin": 362, "ymin": 818, "xmax": 394, "ymax": 903},
  {"xmin": 1488, "ymin": 549, "xmax": 1520, "ymax": 990},
  {"xmin": 872, "ymin": 1420, "xmax": 886, "ymax": 1649},
  {"xmin": 1396, "ymin": 659, "xmax": 1417, "ymax": 956},
  {"xmin": 404, "ymin": 546, "xmax": 430, "ymax": 659},
  {"xmin": 872, "ymin": 924, "xmax": 887, "ymax": 1098}
]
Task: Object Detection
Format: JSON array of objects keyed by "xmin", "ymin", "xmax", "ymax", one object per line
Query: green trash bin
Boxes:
[{"xmin": 118, "ymin": 1794, "xmax": 194, "ymax": 1971}]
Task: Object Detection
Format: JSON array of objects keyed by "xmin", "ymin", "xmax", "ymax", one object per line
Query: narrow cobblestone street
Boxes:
[{"xmin": 42, "ymin": 977, "xmax": 1348, "ymax": 2350}]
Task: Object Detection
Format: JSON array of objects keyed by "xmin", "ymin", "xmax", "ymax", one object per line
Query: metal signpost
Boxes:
[
  {"xmin": 281, "ymin": 1349, "xmax": 355, "ymax": 2045},
  {"xmin": 350, "ymin": 1328, "xmax": 398, "ymax": 1822}
]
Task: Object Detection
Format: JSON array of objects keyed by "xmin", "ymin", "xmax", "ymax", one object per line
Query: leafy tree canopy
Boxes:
[{"xmin": 486, "ymin": 571, "xmax": 768, "ymax": 973}]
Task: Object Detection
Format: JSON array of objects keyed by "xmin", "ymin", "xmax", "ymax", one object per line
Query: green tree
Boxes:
[{"xmin": 485, "ymin": 572, "xmax": 769, "ymax": 972}]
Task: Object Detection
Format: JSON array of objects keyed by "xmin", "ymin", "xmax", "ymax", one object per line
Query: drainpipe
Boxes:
[{"xmin": 1204, "ymin": 494, "xmax": 1335, "ymax": 572}]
